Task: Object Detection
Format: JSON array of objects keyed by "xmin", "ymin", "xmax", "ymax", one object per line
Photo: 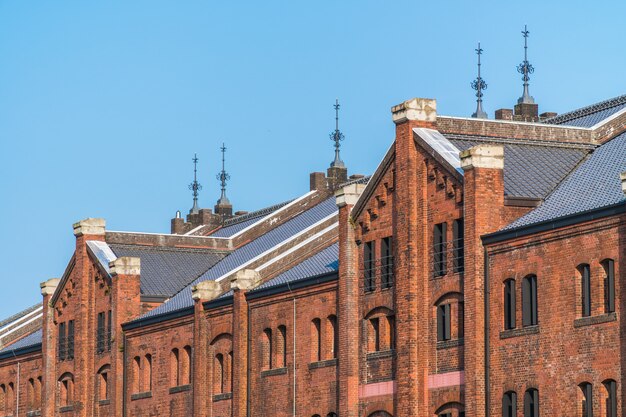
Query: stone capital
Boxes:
[
  {"xmin": 335, "ymin": 183, "xmax": 366, "ymax": 208},
  {"xmin": 109, "ymin": 257, "xmax": 141, "ymax": 276},
  {"xmin": 460, "ymin": 144, "xmax": 504, "ymax": 170},
  {"xmin": 73, "ymin": 218, "xmax": 106, "ymax": 237},
  {"xmin": 230, "ymin": 269, "xmax": 261, "ymax": 291},
  {"xmin": 192, "ymin": 280, "xmax": 222, "ymax": 301},
  {"xmin": 40, "ymin": 278, "xmax": 60, "ymax": 296},
  {"xmin": 391, "ymin": 98, "xmax": 437, "ymax": 125}
]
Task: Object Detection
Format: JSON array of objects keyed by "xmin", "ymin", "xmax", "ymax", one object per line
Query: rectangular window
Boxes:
[
  {"xmin": 604, "ymin": 259, "xmax": 615, "ymax": 313},
  {"xmin": 581, "ymin": 383, "xmax": 592, "ymax": 417},
  {"xmin": 434, "ymin": 223, "xmax": 447, "ymax": 276},
  {"xmin": 381, "ymin": 237, "xmax": 393, "ymax": 289},
  {"xmin": 107, "ymin": 310, "xmax": 112, "ymax": 351},
  {"xmin": 371, "ymin": 317, "xmax": 380, "ymax": 351},
  {"xmin": 58, "ymin": 322, "xmax": 66, "ymax": 361},
  {"xmin": 504, "ymin": 280, "xmax": 516, "ymax": 330},
  {"xmin": 97, "ymin": 312, "xmax": 105, "ymax": 353},
  {"xmin": 364, "ymin": 241, "xmax": 375, "ymax": 292},
  {"xmin": 581, "ymin": 265, "xmax": 591, "ymax": 317},
  {"xmin": 437, "ymin": 304, "xmax": 451, "ymax": 341},
  {"xmin": 452, "ymin": 218, "xmax": 464, "ymax": 273},
  {"xmin": 67, "ymin": 320, "xmax": 75, "ymax": 360},
  {"xmin": 606, "ymin": 380, "xmax": 617, "ymax": 417},
  {"xmin": 522, "ymin": 276, "xmax": 537, "ymax": 327}
]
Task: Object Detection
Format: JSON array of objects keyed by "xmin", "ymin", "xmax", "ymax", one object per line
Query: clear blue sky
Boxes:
[{"xmin": 0, "ymin": 1, "xmax": 624, "ymax": 318}]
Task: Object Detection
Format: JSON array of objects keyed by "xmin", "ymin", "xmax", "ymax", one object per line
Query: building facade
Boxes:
[{"xmin": 0, "ymin": 93, "xmax": 624, "ymax": 417}]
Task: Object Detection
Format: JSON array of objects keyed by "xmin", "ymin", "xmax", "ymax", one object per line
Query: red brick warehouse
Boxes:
[{"xmin": 0, "ymin": 78, "xmax": 624, "ymax": 417}]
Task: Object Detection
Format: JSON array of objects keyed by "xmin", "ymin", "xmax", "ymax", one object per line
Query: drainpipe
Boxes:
[
  {"xmin": 292, "ymin": 298, "xmax": 297, "ymax": 417},
  {"xmin": 246, "ymin": 303, "xmax": 251, "ymax": 417},
  {"xmin": 16, "ymin": 361, "xmax": 20, "ymax": 417},
  {"xmin": 123, "ymin": 333, "xmax": 127, "ymax": 417},
  {"xmin": 484, "ymin": 247, "xmax": 490, "ymax": 417}
]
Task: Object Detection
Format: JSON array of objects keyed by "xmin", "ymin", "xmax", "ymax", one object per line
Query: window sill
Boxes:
[
  {"xmin": 213, "ymin": 392, "xmax": 232, "ymax": 402},
  {"xmin": 98, "ymin": 399, "xmax": 111, "ymax": 406},
  {"xmin": 500, "ymin": 325, "xmax": 539, "ymax": 339},
  {"xmin": 574, "ymin": 312, "xmax": 617, "ymax": 328},
  {"xmin": 59, "ymin": 405, "xmax": 74, "ymax": 413},
  {"xmin": 169, "ymin": 384, "xmax": 191, "ymax": 394},
  {"xmin": 261, "ymin": 367, "xmax": 288, "ymax": 377},
  {"xmin": 366, "ymin": 349, "xmax": 395, "ymax": 360},
  {"xmin": 130, "ymin": 391, "xmax": 152, "ymax": 400},
  {"xmin": 26, "ymin": 411, "xmax": 41, "ymax": 417},
  {"xmin": 308, "ymin": 358, "xmax": 337, "ymax": 370},
  {"xmin": 436, "ymin": 338, "xmax": 464, "ymax": 350}
]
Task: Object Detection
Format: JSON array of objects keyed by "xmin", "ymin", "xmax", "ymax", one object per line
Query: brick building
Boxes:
[{"xmin": 0, "ymin": 92, "xmax": 624, "ymax": 417}]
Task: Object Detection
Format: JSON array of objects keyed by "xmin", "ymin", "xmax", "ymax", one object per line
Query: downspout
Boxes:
[
  {"xmin": 246, "ymin": 301, "xmax": 251, "ymax": 417},
  {"xmin": 484, "ymin": 246, "xmax": 490, "ymax": 417},
  {"xmin": 292, "ymin": 298, "xmax": 296, "ymax": 417},
  {"xmin": 123, "ymin": 332, "xmax": 127, "ymax": 417},
  {"xmin": 16, "ymin": 361, "xmax": 20, "ymax": 417}
]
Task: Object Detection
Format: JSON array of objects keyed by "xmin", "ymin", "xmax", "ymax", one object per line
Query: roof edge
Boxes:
[
  {"xmin": 0, "ymin": 342, "xmax": 42, "ymax": 361},
  {"xmin": 246, "ymin": 271, "xmax": 338, "ymax": 301}
]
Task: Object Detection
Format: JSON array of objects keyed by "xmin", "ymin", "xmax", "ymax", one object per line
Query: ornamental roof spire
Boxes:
[
  {"xmin": 188, "ymin": 153, "xmax": 202, "ymax": 214},
  {"xmin": 329, "ymin": 99, "xmax": 346, "ymax": 168},
  {"xmin": 471, "ymin": 42, "xmax": 488, "ymax": 119},
  {"xmin": 517, "ymin": 24, "xmax": 535, "ymax": 104},
  {"xmin": 216, "ymin": 143, "xmax": 230, "ymax": 206}
]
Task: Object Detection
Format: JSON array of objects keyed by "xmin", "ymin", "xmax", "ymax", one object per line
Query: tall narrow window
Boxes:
[
  {"xmin": 28, "ymin": 378, "xmax": 35, "ymax": 410},
  {"xmin": 263, "ymin": 329, "xmax": 273, "ymax": 369},
  {"xmin": 387, "ymin": 315, "xmax": 396, "ymax": 350},
  {"xmin": 107, "ymin": 310, "xmax": 112, "ymax": 350},
  {"xmin": 522, "ymin": 275, "xmax": 538, "ymax": 326},
  {"xmin": 504, "ymin": 279, "xmax": 516, "ymax": 330},
  {"xmin": 370, "ymin": 317, "xmax": 380, "ymax": 352},
  {"xmin": 277, "ymin": 325, "xmax": 287, "ymax": 368},
  {"xmin": 228, "ymin": 351, "xmax": 233, "ymax": 393},
  {"xmin": 580, "ymin": 382, "xmax": 593, "ymax": 417},
  {"xmin": 453, "ymin": 218, "xmax": 464, "ymax": 273},
  {"xmin": 311, "ymin": 319, "xmax": 321, "ymax": 362},
  {"xmin": 58, "ymin": 322, "xmax": 67, "ymax": 361},
  {"xmin": 503, "ymin": 391, "xmax": 517, "ymax": 417},
  {"xmin": 434, "ymin": 222, "xmax": 447, "ymax": 276},
  {"xmin": 182, "ymin": 346, "xmax": 192, "ymax": 385},
  {"xmin": 170, "ymin": 348, "xmax": 180, "ymax": 387},
  {"xmin": 524, "ymin": 388, "xmax": 539, "ymax": 417},
  {"xmin": 214, "ymin": 354, "xmax": 224, "ymax": 394},
  {"xmin": 143, "ymin": 354, "xmax": 152, "ymax": 392},
  {"xmin": 580, "ymin": 264, "xmax": 592, "ymax": 317},
  {"xmin": 132, "ymin": 356, "xmax": 140, "ymax": 393},
  {"xmin": 437, "ymin": 304, "xmax": 451, "ymax": 341},
  {"xmin": 327, "ymin": 315, "xmax": 338, "ymax": 359},
  {"xmin": 604, "ymin": 379, "xmax": 617, "ymax": 417},
  {"xmin": 67, "ymin": 320, "xmax": 75, "ymax": 359},
  {"xmin": 97, "ymin": 366, "xmax": 110, "ymax": 401},
  {"xmin": 603, "ymin": 259, "xmax": 615, "ymax": 314},
  {"xmin": 381, "ymin": 237, "xmax": 394, "ymax": 288},
  {"xmin": 458, "ymin": 302, "xmax": 465, "ymax": 339},
  {"xmin": 364, "ymin": 241, "xmax": 375, "ymax": 292},
  {"xmin": 97, "ymin": 312, "xmax": 105, "ymax": 353}
]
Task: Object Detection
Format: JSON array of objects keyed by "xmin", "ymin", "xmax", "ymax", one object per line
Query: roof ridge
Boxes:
[
  {"xmin": 444, "ymin": 133, "xmax": 597, "ymax": 150},
  {"xmin": 0, "ymin": 303, "xmax": 42, "ymax": 330},
  {"xmin": 544, "ymin": 94, "xmax": 626, "ymax": 125},
  {"xmin": 108, "ymin": 243, "xmax": 228, "ymax": 254},
  {"xmin": 221, "ymin": 199, "xmax": 294, "ymax": 227}
]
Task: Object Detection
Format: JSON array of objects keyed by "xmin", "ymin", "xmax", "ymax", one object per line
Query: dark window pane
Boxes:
[
  {"xmin": 505, "ymin": 279, "xmax": 516, "ymax": 330},
  {"xmin": 67, "ymin": 320, "xmax": 75, "ymax": 360},
  {"xmin": 453, "ymin": 218, "xmax": 464, "ymax": 273},
  {"xmin": 524, "ymin": 389, "xmax": 539, "ymax": 417},
  {"xmin": 581, "ymin": 265, "xmax": 591, "ymax": 317},
  {"xmin": 434, "ymin": 223, "xmax": 447, "ymax": 276},
  {"xmin": 381, "ymin": 237, "xmax": 394, "ymax": 289},
  {"xmin": 523, "ymin": 276, "xmax": 537, "ymax": 326},
  {"xmin": 604, "ymin": 260, "xmax": 615, "ymax": 313},
  {"xmin": 503, "ymin": 391, "xmax": 517, "ymax": 417},
  {"xmin": 364, "ymin": 241, "xmax": 375, "ymax": 292}
]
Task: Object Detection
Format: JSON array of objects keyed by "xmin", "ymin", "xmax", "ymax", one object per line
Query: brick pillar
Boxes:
[
  {"xmin": 109, "ymin": 257, "xmax": 141, "ymax": 417},
  {"xmin": 460, "ymin": 145, "xmax": 505, "ymax": 417},
  {"xmin": 72, "ymin": 218, "xmax": 106, "ymax": 417},
  {"xmin": 230, "ymin": 270, "xmax": 259, "ymax": 417},
  {"xmin": 391, "ymin": 98, "xmax": 437, "ymax": 417},
  {"xmin": 40, "ymin": 278, "xmax": 60, "ymax": 417},
  {"xmin": 336, "ymin": 183, "xmax": 365, "ymax": 417},
  {"xmin": 191, "ymin": 280, "xmax": 222, "ymax": 417}
]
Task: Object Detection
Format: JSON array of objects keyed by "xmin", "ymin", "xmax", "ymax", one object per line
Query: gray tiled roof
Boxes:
[
  {"xmin": 252, "ymin": 243, "xmax": 338, "ymax": 292},
  {"xmin": 140, "ymin": 197, "xmax": 338, "ymax": 318},
  {"xmin": 109, "ymin": 244, "xmax": 228, "ymax": 297},
  {"xmin": 544, "ymin": 94, "xmax": 626, "ymax": 127},
  {"xmin": 447, "ymin": 135, "xmax": 590, "ymax": 199},
  {"xmin": 0, "ymin": 329, "xmax": 42, "ymax": 353},
  {"xmin": 504, "ymin": 131, "xmax": 626, "ymax": 230},
  {"xmin": 209, "ymin": 200, "xmax": 293, "ymax": 238}
]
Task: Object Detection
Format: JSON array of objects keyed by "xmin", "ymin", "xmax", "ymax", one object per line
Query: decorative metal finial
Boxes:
[
  {"xmin": 216, "ymin": 143, "xmax": 231, "ymax": 205},
  {"xmin": 329, "ymin": 99, "xmax": 345, "ymax": 168},
  {"xmin": 471, "ymin": 42, "xmax": 488, "ymax": 119},
  {"xmin": 517, "ymin": 24, "xmax": 535, "ymax": 104},
  {"xmin": 188, "ymin": 153, "xmax": 202, "ymax": 214}
]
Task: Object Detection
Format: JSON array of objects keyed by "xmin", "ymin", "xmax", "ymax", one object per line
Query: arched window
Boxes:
[
  {"xmin": 97, "ymin": 365, "xmax": 110, "ymax": 401},
  {"xmin": 28, "ymin": 378, "xmax": 35, "ymax": 410},
  {"xmin": 143, "ymin": 354, "xmax": 152, "ymax": 392},
  {"xmin": 502, "ymin": 391, "xmax": 517, "ymax": 417},
  {"xmin": 214, "ymin": 353, "xmax": 224, "ymax": 394},
  {"xmin": 602, "ymin": 259, "xmax": 615, "ymax": 313},
  {"xmin": 504, "ymin": 279, "xmax": 516, "ymax": 330},
  {"xmin": 36, "ymin": 377, "xmax": 42, "ymax": 409},
  {"xmin": 523, "ymin": 388, "xmax": 539, "ymax": 417},
  {"xmin": 7, "ymin": 382, "xmax": 14, "ymax": 413},
  {"xmin": 522, "ymin": 275, "xmax": 538, "ymax": 326},
  {"xmin": 387, "ymin": 315, "xmax": 396, "ymax": 350},
  {"xmin": 228, "ymin": 351, "xmax": 234, "ymax": 393},
  {"xmin": 0, "ymin": 384, "xmax": 6, "ymax": 414},
  {"xmin": 437, "ymin": 303, "xmax": 451, "ymax": 341},
  {"xmin": 277, "ymin": 325, "xmax": 287, "ymax": 368},
  {"xmin": 365, "ymin": 307, "xmax": 394, "ymax": 352},
  {"xmin": 311, "ymin": 318, "xmax": 321, "ymax": 362},
  {"xmin": 170, "ymin": 348, "xmax": 180, "ymax": 387},
  {"xmin": 603, "ymin": 379, "xmax": 617, "ymax": 417},
  {"xmin": 327, "ymin": 315, "xmax": 338, "ymax": 359},
  {"xmin": 132, "ymin": 356, "xmax": 141, "ymax": 393},
  {"xmin": 579, "ymin": 382, "xmax": 592, "ymax": 417},
  {"xmin": 579, "ymin": 264, "xmax": 592, "ymax": 317},
  {"xmin": 327, "ymin": 413, "xmax": 338, "ymax": 417},
  {"xmin": 263, "ymin": 328, "xmax": 273, "ymax": 370},
  {"xmin": 58, "ymin": 373, "xmax": 74, "ymax": 408},
  {"xmin": 436, "ymin": 293, "xmax": 463, "ymax": 342},
  {"xmin": 182, "ymin": 345, "xmax": 192, "ymax": 385}
]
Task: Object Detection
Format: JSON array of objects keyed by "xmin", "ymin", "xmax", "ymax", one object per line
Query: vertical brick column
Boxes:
[
  {"xmin": 72, "ymin": 218, "xmax": 106, "ymax": 417},
  {"xmin": 336, "ymin": 183, "xmax": 365, "ymax": 417},
  {"xmin": 460, "ymin": 145, "xmax": 505, "ymax": 417},
  {"xmin": 40, "ymin": 278, "xmax": 60, "ymax": 417},
  {"xmin": 191, "ymin": 280, "xmax": 222, "ymax": 417},
  {"xmin": 109, "ymin": 257, "xmax": 141, "ymax": 417},
  {"xmin": 392, "ymin": 98, "xmax": 437, "ymax": 417},
  {"xmin": 230, "ymin": 270, "xmax": 259, "ymax": 417}
]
